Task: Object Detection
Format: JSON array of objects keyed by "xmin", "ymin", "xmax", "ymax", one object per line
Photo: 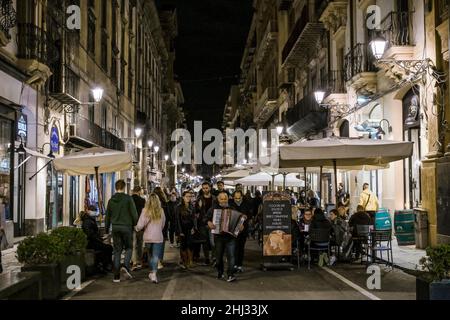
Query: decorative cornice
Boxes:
[{"xmin": 320, "ymin": 2, "xmax": 348, "ymax": 36}]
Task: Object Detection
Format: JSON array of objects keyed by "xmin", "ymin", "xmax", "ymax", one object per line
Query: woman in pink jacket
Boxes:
[{"xmin": 135, "ymin": 193, "xmax": 166, "ymax": 284}]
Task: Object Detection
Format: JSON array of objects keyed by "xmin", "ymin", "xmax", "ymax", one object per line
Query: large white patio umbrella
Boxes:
[
  {"xmin": 235, "ymin": 172, "xmax": 304, "ymax": 188},
  {"xmin": 221, "ymin": 169, "xmax": 251, "ymax": 181},
  {"xmin": 277, "ymin": 137, "xmax": 413, "ymax": 204},
  {"xmin": 54, "ymin": 147, "xmax": 133, "ymax": 216}
]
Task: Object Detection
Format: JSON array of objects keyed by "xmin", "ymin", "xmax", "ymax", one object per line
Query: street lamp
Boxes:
[
  {"xmin": 276, "ymin": 124, "xmax": 284, "ymax": 135},
  {"xmin": 135, "ymin": 127, "xmax": 142, "ymax": 138},
  {"xmin": 92, "ymin": 87, "xmax": 104, "ymax": 103},
  {"xmin": 314, "ymin": 90, "xmax": 326, "ymax": 105},
  {"xmin": 148, "ymin": 140, "xmax": 154, "ymax": 148},
  {"xmin": 369, "ymin": 35, "xmax": 387, "ymax": 60},
  {"xmin": 154, "ymin": 146, "xmax": 160, "ymax": 154},
  {"xmin": 164, "ymin": 154, "xmax": 169, "ymax": 161}
]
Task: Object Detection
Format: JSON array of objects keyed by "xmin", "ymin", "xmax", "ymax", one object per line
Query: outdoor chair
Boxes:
[
  {"xmin": 306, "ymin": 229, "xmax": 331, "ymax": 270},
  {"xmin": 353, "ymin": 225, "xmax": 371, "ymax": 265},
  {"xmin": 371, "ymin": 230, "xmax": 394, "ymax": 268}
]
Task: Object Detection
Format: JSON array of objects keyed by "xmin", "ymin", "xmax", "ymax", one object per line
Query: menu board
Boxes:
[{"xmin": 262, "ymin": 192, "xmax": 292, "ymax": 257}]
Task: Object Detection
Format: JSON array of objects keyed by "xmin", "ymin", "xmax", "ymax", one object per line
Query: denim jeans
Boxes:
[
  {"xmin": 214, "ymin": 234, "xmax": 236, "ymax": 277},
  {"xmin": 159, "ymin": 239, "xmax": 166, "ymax": 261},
  {"xmin": 112, "ymin": 226, "xmax": 133, "ymax": 276},
  {"xmin": 146, "ymin": 243, "xmax": 164, "ymax": 272}
]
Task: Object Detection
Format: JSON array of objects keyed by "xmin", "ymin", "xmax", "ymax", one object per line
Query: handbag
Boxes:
[
  {"xmin": 0, "ymin": 229, "xmax": 9, "ymax": 251},
  {"xmin": 191, "ymin": 218, "xmax": 207, "ymax": 244}
]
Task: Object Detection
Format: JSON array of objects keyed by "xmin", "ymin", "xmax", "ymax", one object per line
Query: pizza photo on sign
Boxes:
[{"xmin": 263, "ymin": 230, "xmax": 292, "ymax": 256}]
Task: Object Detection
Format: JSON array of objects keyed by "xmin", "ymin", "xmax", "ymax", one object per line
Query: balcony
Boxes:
[
  {"xmin": 67, "ymin": 117, "xmax": 125, "ymax": 151},
  {"xmin": 286, "ymin": 93, "xmax": 329, "ymax": 141},
  {"xmin": 380, "ymin": 12, "xmax": 415, "ymax": 60},
  {"xmin": 48, "ymin": 65, "xmax": 81, "ymax": 111},
  {"xmin": 322, "ymin": 70, "xmax": 347, "ymax": 105},
  {"xmin": 0, "ymin": 0, "xmax": 16, "ymax": 46},
  {"xmin": 256, "ymin": 20, "xmax": 278, "ymax": 67},
  {"xmin": 16, "ymin": 23, "xmax": 56, "ymax": 85},
  {"xmin": 344, "ymin": 43, "xmax": 377, "ymax": 95},
  {"xmin": 254, "ymin": 87, "xmax": 279, "ymax": 126},
  {"xmin": 282, "ymin": 6, "xmax": 325, "ymax": 68},
  {"xmin": 319, "ymin": 1, "xmax": 348, "ymax": 37}
]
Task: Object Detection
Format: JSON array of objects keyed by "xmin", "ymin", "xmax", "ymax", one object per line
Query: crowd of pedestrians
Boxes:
[{"xmin": 73, "ymin": 178, "xmax": 380, "ymax": 284}]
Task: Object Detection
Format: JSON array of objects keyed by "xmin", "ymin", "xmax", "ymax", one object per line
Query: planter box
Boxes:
[
  {"xmin": 59, "ymin": 252, "xmax": 86, "ymax": 294},
  {"xmin": 417, "ymin": 278, "xmax": 450, "ymax": 300},
  {"xmin": 22, "ymin": 264, "xmax": 61, "ymax": 300}
]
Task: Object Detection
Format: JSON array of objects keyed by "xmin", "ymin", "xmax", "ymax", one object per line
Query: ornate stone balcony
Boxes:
[
  {"xmin": 16, "ymin": 23, "xmax": 55, "ymax": 86},
  {"xmin": 254, "ymin": 86, "xmax": 279, "ymax": 126},
  {"xmin": 256, "ymin": 20, "xmax": 278, "ymax": 68},
  {"xmin": 344, "ymin": 43, "xmax": 377, "ymax": 95},
  {"xmin": 319, "ymin": 1, "xmax": 348, "ymax": 38}
]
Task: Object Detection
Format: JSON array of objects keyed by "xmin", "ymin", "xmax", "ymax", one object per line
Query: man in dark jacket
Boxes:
[
  {"xmin": 167, "ymin": 191, "xmax": 180, "ymax": 247},
  {"xmin": 194, "ymin": 182, "xmax": 216, "ymax": 264},
  {"xmin": 212, "ymin": 181, "xmax": 229, "ymax": 197},
  {"xmin": 131, "ymin": 186, "xmax": 146, "ymax": 270},
  {"xmin": 229, "ymin": 190, "xmax": 252, "ymax": 273},
  {"xmin": 105, "ymin": 180, "xmax": 138, "ymax": 283}
]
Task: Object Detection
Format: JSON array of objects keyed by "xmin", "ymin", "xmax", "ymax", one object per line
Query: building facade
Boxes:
[
  {"xmin": 0, "ymin": 0, "xmax": 184, "ymax": 236},
  {"xmin": 231, "ymin": 0, "xmax": 450, "ymax": 245}
]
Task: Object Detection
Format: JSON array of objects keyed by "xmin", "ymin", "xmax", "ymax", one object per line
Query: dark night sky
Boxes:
[{"xmin": 160, "ymin": 0, "xmax": 253, "ymax": 133}]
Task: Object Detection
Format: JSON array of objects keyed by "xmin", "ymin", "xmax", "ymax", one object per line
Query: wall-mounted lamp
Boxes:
[
  {"xmin": 378, "ymin": 119, "xmax": 393, "ymax": 136},
  {"xmin": 16, "ymin": 136, "xmax": 26, "ymax": 155},
  {"xmin": 135, "ymin": 127, "xmax": 143, "ymax": 138}
]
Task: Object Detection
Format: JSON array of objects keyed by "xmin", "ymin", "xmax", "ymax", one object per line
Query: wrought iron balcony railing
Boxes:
[
  {"xmin": 344, "ymin": 43, "xmax": 377, "ymax": 82},
  {"xmin": 0, "ymin": 0, "xmax": 16, "ymax": 37},
  {"xmin": 380, "ymin": 11, "xmax": 414, "ymax": 50},
  {"xmin": 17, "ymin": 23, "xmax": 59, "ymax": 65},
  {"xmin": 68, "ymin": 116, "xmax": 125, "ymax": 151},
  {"xmin": 325, "ymin": 70, "xmax": 346, "ymax": 94}
]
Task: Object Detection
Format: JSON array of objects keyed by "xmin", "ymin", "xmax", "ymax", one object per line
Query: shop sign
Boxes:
[
  {"xmin": 17, "ymin": 114, "xmax": 27, "ymax": 142},
  {"xmin": 50, "ymin": 126, "xmax": 60, "ymax": 153},
  {"xmin": 262, "ymin": 192, "xmax": 292, "ymax": 257}
]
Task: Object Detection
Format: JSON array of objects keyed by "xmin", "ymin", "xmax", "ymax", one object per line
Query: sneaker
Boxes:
[
  {"xmin": 329, "ymin": 255, "xmax": 337, "ymax": 266},
  {"xmin": 233, "ymin": 266, "xmax": 242, "ymax": 273},
  {"xmin": 227, "ymin": 275, "xmax": 236, "ymax": 283},
  {"xmin": 217, "ymin": 273, "xmax": 225, "ymax": 280},
  {"xmin": 149, "ymin": 272, "xmax": 158, "ymax": 284},
  {"xmin": 121, "ymin": 266, "xmax": 133, "ymax": 280},
  {"xmin": 204, "ymin": 259, "xmax": 211, "ymax": 265},
  {"xmin": 170, "ymin": 244, "xmax": 174, "ymax": 248},
  {"xmin": 113, "ymin": 274, "xmax": 120, "ymax": 283},
  {"xmin": 158, "ymin": 261, "xmax": 164, "ymax": 270},
  {"xmin": 179, "ymin": 263, "xmax": 187, "ymax": 270},
  {"xmin": 237, "ymin": 266, "xmax": 244, "ymax": 273}
]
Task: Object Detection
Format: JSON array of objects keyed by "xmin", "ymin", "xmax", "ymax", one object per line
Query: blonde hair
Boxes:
[{"xmin": 144, "ymin": 193, "xmax": 163, "ymax": 222}]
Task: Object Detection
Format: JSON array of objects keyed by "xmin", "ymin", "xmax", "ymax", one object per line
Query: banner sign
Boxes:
[{"xmin": 262, "ymin": 192, "xmax": 292, "ymax": 257}]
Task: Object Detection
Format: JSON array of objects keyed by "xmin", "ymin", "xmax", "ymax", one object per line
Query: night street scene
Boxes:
[{"xmin": 1, "ymin": 0, "xmax": 450, "ymax": 308}]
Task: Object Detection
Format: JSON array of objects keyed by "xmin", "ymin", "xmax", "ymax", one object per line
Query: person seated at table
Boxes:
[
  {"xmin": 337, "ymin": 205, "xmax": 349, "ymax": 221},
  {"xmin": 80, "ymin": 208, "xmax": 113, "ymax": 273},
  {"xmin": 348, "ymin": 205, "xmax": 371, "ymax": 260},
  {"xmin": 329, "ymin": 209, "xmax": 349, "ymax": 265},
  {"xmin": 308, "ymin": 208, "xmax": 332, "ymax": 265}
]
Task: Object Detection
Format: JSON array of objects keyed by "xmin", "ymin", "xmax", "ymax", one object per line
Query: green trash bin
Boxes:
[{"xmin": 395, "ymin": 210, "xmax": 415, "ymax": 245}]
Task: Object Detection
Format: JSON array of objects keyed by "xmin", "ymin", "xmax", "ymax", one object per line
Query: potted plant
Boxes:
[
  {"xmin": 417, "ymin": 244, "xmax": 450, "ymax": 300},
  {"xmin": 17, "ymin": 233, "xmax": 63, "ymax": 300},
  {"xmin": 50, "ymin": 227, "xmax": 87, "ymax": 293}
]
